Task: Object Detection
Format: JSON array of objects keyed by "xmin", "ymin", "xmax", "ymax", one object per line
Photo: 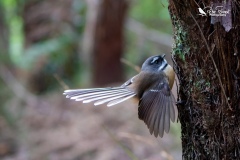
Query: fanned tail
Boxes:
[{"xmin": 63, "ymin": 87, "xmax": 136, "ymax": 106}]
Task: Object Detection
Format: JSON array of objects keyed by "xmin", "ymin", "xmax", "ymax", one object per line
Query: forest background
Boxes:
[{"xmin": 0, "ymin": 0, "xmax": 181, "ymax": 160}]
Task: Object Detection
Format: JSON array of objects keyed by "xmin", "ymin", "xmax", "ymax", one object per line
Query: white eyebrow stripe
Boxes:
[{"xmin": 151, "ymin": 57, "xmax": 159, "ymax": 63}]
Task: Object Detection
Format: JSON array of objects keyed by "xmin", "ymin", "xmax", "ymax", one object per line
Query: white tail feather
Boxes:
[
  {"xmin": 64, "ymin": 87, "xmax": 119, "ymax": 93},
  {"xmin": 81, "ymin": 92, "xmax": 130, "ymax": 103},
  {"xmin": 94, "ymin": 93, "xmax": 134, "ymax": 106},
  {"xmin": 64, "ymin": 87, "xmax": 136, "ymax": 107},
  {"xmin": 75, "ymin": 93, "xmax": 119, "ymax": 102},
  {"xmin": 71, "ymin": 90, "xmax": 129, "ymax": 101},
  {"xmin": 107, "ymin": 94, "xmax": 136, "ymax": 107},
  {"xmin": 69, "ymin": 89, "xmax": 129, "ymax": 100}
]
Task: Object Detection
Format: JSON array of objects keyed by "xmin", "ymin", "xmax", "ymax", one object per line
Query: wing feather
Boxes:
[
  {"xmin": 149, "ymin": 94, "xmax": 158, "ymax": 134},
  {"xmin": 159, "ymin": 96, "xmax": 166, "ymax": 137},
  {"xmin": 138, "ymin": 80, "xmax": 175, "ymax": 137},
  {"xmin": 169, "ymin": 93, "xmax": 176, "ymax": 122},
  {"xmin": 153, "ymin": 95, "xmax": 162, "ymax": 137},
  {"xmin": 164, "ymin": 97, "xmax": 170, "ymax": 133}
]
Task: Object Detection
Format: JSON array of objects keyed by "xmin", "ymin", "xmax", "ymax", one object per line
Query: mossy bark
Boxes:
[{"xmin": 168, "ymin": 0, "xmax": 240, "ymax": 159}]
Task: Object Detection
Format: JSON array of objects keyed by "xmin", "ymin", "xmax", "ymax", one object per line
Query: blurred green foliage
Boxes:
[
  {"xmin": 1, "ymin": 0, "xmax": 87, "ymax": 94},
  {"xmin": 0, "ymin": 0, "xmax": 172, "ymax": 87},
  {"xmin": 1, "ymin": 0, "xmax": 24, "ymax": 66},
  {"xmin": 0, "ymin": 0, "xmax": 86, "ymax": 126},
  {"xmin": 0, "ymin": 0, "xmax": 174, "ymax": 122},
  {"xmin": 1, "ymin": 0, "xmax": 86, "ymax": 70},
  {"xmin": 124, "ymin": 0, "xmax": 172, "ymax": 77},
  {"xmin": 0, "ymin": 1, "xmax": 181, "ymax": 158},
  {"xmin": 130, "ymin": 0, "xmax": 172, "ymax": 33}
]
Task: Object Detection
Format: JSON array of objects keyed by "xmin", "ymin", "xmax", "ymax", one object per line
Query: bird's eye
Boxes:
[
  {"xmin": 151, "ymin": 58, "xmax": 159, "ymax": 64},
  {"xmin": 153, "ymin": 60, "xmax": 159, "ymax": 64}
]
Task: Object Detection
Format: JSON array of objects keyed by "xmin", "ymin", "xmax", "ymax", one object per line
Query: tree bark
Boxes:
[
  {"xmin": 91, "ymin": 0, "xmax": 128, "ymax": 86},
  {"xmin": 168, "ymin": 0, "xmax": 240, "ymax": 159}
]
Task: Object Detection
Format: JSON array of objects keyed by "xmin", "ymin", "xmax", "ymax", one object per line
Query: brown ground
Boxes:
[{"xmin": 1, "ymin": 83, "xmax": 181, "ymax": 160}]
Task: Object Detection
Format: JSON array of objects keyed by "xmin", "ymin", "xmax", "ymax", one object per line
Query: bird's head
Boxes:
[
  {"xmin": 141, "ymin": 54, "xmax": 168, "ymax": 73},
  {"xmin": 141, "ymin": 54, "xmax": 175, "ymax": 88}
]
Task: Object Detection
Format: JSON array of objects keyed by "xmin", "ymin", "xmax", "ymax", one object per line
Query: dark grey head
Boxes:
[{"xmin": 141, "ymin": 54, "xmax": 168, "ymax": 72}]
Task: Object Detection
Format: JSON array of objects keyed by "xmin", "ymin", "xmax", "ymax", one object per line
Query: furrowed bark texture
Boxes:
[{"xmin": 168, "ymin": 0, "xmax": 240, "ymax": 159}]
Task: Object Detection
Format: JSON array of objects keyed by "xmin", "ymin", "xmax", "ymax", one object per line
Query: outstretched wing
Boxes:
[
  {"xmin": 138, "ymin": 80, "xmax": 175, "ymax": 137},
  {"xmin": 64, "ymin": 87, "xmax": 136, "ymax": 107}
]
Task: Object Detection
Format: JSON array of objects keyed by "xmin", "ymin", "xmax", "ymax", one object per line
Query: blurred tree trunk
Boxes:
[
  {"xmin": 169, "ymin": 0, "xmax": 240, "ymax": 159},
  {"xmin": 84, "ymin": 0, "xmax": 128, "ymax": 86},
  {"xmin": 23, "ymin": 0, "xmax": 77, "ymax": 93},
  {"xmin": 0, "ymin": 3, "xmax": 8, "ymax": 57}
]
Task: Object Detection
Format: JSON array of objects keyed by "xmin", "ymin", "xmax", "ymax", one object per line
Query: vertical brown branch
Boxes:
[{"xmin": 90, "ymin": 0, "xmax": 128, "ymax": 86}]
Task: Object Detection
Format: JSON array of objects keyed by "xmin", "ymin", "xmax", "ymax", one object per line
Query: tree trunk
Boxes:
[
  {"xmin": 22, "ymin": 0, "xmax": 77, "ymax": 93},
  {"xmin": 87, "ymin": 0, "xmax": 128, "ymax": 86},
  {"xmin": 0, "ymin": 3, "xmax": 8, "ymax": 57},
  {"xmin": 168, "ymin": 0, "xmax": 240, "ymax": 159}
]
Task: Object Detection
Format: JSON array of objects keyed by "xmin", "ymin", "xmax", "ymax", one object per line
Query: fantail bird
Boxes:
[{"xmin": 63, "ymin": 54, "xmax": 176, "ymax": 137}]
